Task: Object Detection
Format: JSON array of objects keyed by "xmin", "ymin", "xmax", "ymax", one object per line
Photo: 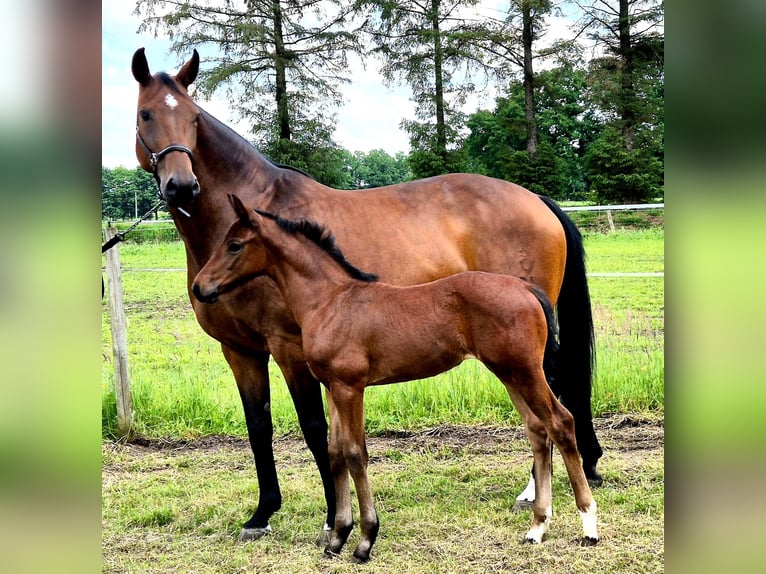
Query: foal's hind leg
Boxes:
[
  {"xmin": 504, "ymin": 386, "xmax": 554, "ymax": 542},
  {"xmin": 512, "ymin": 368, "xmax": 599, "ymax": 545}
]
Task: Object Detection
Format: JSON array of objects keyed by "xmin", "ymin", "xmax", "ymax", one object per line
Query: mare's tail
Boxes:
[{"xmin": 536, "ymin": 195, "xmax": 603, "ymax": 479}]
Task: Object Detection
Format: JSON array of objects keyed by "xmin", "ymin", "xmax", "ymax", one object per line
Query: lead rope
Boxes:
[
  {"xmin": 102, "ymin": 200, "xmax": 165, "ymax": 299},
  {"xmin": 102, "ymin": 200, "xmax": 165, "ymax": 253}
]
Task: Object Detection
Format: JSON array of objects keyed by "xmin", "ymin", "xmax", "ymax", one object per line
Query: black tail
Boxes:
[
  {"xmin": 529, "ymin": 285, "xmax": 559, "ymax": 388},
  {"xmin": 537, "ymin": 195, "xmax": 603, "ymax": 478}
]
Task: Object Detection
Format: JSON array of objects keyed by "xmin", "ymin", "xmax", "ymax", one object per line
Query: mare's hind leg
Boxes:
[
  {"xmin": 323, "ymin": 388, "xmax": 354, "ymax": 558},
  {"xmin": 504, "ymin": 386, "xmax": 554, "ymax": 542},
  {"xmin": 511, "ymin": 367, "xmax": 599, "ymax": 545}
]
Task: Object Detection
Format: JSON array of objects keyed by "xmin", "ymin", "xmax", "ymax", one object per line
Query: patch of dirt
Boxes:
[{"xmin": 110, "ymin": 414, "xmax": 663, "ymax": 458}]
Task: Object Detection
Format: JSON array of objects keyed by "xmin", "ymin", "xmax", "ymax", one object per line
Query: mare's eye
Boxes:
[
  {"xmin": 227, "ymin": 241, "xmax": 243, "ymax": 254},
  {"xmin": 139, "ymin": 110, "xmax": 151, "ymax": 122},
  {"xmin": 192, "ymin": 113, "xmax": 201, "ymax": 125}
]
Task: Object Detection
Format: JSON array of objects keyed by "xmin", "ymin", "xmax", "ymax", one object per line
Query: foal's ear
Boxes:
[
  {"xmin": 176, "ymin": 49, "xmax": 200, "ymax": 89},
  {"xmin": 228, "ymin": 194, "xmax": 258, "ymax": 227},
  {"xmin": 132, "ymin": 48, "xmax": 152, "ymax": 87}
]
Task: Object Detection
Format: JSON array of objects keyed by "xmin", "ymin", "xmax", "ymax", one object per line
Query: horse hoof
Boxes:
[
  {"xmin": 351, "ymin": 549, "xmax": 371, "ymax": 564},
  {"xmin": 315, "ymin": 524, "xmax": 332, "ymax": 547},
  {"xmin": 237, "ymin": 524, "xmax": 272, "ymax": 542},
  {"xmin": 523, "ymin": 536, "xmax": 541, "ymax": 544},
  {"xmin": 584, "ymin": 465, "xmax": 603, "ymax": 488},
  {"xmin": 513, "ymin": 499, "xmax": 534, "ymax": 512},
  {"xmin": 322, "ymin": 548, "xmax": 340, "ymax": 560},
  {"xmin": 580, "ymin": 536, "xmax": 599, "ymax": 547}
]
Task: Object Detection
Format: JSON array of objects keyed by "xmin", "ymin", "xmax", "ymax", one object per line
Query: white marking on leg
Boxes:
[
  {"xmin": 323, "ymin": 523, "xmax": 332, "ymax": 532},
  {"xmin": 579, "ymin": 501, "xmax": 598, "ymax": 541},
  {"xmin": 516, "ymin": 474, "xmax": 536, "ymax": 504},
  {"xmin": 524, "ymin": 505, "xmax": 551, "ymax": 543},
  {"xmin": 165, "ymin": 93, "xmax": 179, "ymax": 109}
]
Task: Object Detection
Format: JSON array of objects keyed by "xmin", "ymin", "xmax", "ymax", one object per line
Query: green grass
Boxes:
[
  {"xmin": 102, "ymin": 423, "xmax": 664, "ymax": 572},
  {"xmin": 102, "ymin": 229, "xmax": 664, "ymax": 439}
]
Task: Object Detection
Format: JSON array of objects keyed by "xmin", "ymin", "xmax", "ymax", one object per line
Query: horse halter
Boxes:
[{"xmin": 135, "ymin": 125, "xmax": 194, "ymax": 175}]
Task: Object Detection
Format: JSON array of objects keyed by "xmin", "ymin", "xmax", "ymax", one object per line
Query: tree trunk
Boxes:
[
  {"xmin": 522, "ymin": 2, "xmax": 538, "ymax": 158},
  {"xmin": 273, "ymin": 1, "xmax": 291, "ymax": 141},
  {"xmin": 618, "ymin": 0, "xmax": 635, "ymax": 151},
  {"xmin": 431, "ymin": 0, "xmax": 447, "ymax": 166}
]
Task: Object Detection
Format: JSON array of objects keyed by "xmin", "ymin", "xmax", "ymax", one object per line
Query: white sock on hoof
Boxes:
[
  {"xmin": 579, "ymin": 501, "xmax": 598, "ymax": 540},
  {"xmin": 516, "ymin": 475, "xmax": 536, "ymax": 503}
]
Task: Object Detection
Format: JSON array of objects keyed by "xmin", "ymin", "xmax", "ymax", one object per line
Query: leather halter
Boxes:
[{"xmin": 135, "ymin": 126, "xmax": 193, "ymax": 174}]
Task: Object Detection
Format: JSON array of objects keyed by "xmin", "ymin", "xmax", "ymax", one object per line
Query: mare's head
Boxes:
[
  {"xmin": 132, "ymin": 48, "xmax": 201, "ymax": 209},
  {"xmin": 192, "ymin": 195, "xmax": 268, "ymax": 303}
]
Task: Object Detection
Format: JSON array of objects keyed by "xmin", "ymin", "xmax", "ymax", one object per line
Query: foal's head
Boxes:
[
  {"xmin": 132, "ymin": 48, "xmax": 201, "ymax": 209},
  {"xmin": 192, "ymin": 195, "xmax": 268, "ymax": 303}
]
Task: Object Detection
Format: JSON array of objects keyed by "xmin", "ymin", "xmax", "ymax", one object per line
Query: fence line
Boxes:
[{"xmin": 561, "ymin": 203, "xmax": 664, "ymax": 212}]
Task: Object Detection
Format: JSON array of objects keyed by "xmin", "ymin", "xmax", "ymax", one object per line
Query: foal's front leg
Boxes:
[
  {"xmin": 324, "ymin": 388, "xmax": 354, "ymax": 558},
  {"xmin": 328, "ymin": 381, "xmax": 380, "ymax": 563}
]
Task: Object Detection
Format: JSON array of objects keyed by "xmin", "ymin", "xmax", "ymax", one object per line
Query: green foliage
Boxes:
[
  {"xmin": 404, "ymin": 119, "xmax": 468, "ymax": 178},
  {"xmin": 102, "ymin": 166, "xmax": 158, "ymax": 221},
  {"xmin": 345, "ymin": 149, "xmax": 411, "ymax": 188},
  {"xmin": 504, "ymin": 142, "xmax": 567, "ymax": 197},
  {"xmin": 584, "ymin": 125, "xmax": 663, "ymax": 203},
  {"xmin": 260, "ymin": 120, "xmax": 354, "ymax": 188}
]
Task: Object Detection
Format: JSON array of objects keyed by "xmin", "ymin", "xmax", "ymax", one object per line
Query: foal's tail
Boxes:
[{"xmin": 529, "ymin": 285, "xmax": 560, "ymax": 389}]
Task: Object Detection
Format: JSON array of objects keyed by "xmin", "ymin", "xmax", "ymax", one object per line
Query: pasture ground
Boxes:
[{"xmin": 102, "ymin": 415, "xmax": 663, "ymax": 573}]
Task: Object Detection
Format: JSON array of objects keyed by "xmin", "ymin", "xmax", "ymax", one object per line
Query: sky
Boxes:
[{"xmin": 102, "ymin": 2, "xmax": 576, "ymax": 169}]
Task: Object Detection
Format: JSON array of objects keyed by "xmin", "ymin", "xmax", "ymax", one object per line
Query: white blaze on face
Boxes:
[{"xmin": 165, "ymin": 93, "xmax": 179, "ymax": 109}]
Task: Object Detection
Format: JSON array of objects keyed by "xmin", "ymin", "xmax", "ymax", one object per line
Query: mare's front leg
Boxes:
[
  {"xmin": 271, "ymin": 347, "xmax": 336, "ymax": 543},
  {"xmin": 221, "ymin": 345, "xmax": 281, "ymax": 541}
]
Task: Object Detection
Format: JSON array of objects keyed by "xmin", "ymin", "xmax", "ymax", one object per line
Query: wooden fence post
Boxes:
[{"xmin": 104, "ymin": 227, "xmax": 133, "ymax": 437}]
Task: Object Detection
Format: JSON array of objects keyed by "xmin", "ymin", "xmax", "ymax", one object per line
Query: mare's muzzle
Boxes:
[{"xmin": 163, "ymin": 174, "xmax": 200, "ymax": 207}]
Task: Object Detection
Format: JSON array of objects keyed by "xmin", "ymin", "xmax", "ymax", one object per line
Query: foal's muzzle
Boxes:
[{"xmin": 192, "ymin": 282, "xmax": 218, "ymax": 304}]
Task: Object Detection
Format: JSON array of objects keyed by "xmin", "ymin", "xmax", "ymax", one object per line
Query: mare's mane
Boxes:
[{"xmin": 254, "ymin": 210, "xmax": 378, "ymax": 283}]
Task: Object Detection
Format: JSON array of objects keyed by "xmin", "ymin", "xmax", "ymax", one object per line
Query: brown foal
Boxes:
[{"xmin": 192, "ymin": 195, "xmax": 598, "ymax": 562}]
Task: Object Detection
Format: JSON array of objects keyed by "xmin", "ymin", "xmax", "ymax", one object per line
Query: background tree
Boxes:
[
  {"xmin": 573, "ymin": 0, "xmax": 663, "ymax": 201},
  {"xmin": 102, "ymin": 166, "xmax": 158, "ymax": 220},
  {"xmin": 463, "ymin": 48, "xmax": 595, "ymax": 199},
  {"xmin": 344, "ymin": 148, "xmax": 411, "ymax": 188},
  {"xmin": 363, "ymin": 0, "xmax": 502, "ymax": 178},
  {"xmin": 135, "ymin": 0, "xmax": 363, "ymax": 186}
]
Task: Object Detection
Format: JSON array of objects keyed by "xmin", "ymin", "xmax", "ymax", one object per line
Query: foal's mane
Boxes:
[{"xmin": 254, "ymin": 210, "xmax": 378, "ymax": 283}]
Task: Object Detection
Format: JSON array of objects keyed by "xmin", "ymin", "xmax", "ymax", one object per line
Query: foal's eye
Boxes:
[
  {"xmin": 227, "ymin": 242, "xmax": 243, "ymax": 254},
  {"xmin": 139, "ymin": 110, "xmax": 151, "ymax": 122}
]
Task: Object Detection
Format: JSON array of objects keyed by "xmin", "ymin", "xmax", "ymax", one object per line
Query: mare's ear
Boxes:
[
  {"xmin": 228, "ymin": 194, "xmax": 259, "ymax": 227},
  {"xmin": 132, "ymin": 48, "xmax": 152, "ymax": 87},
  {"xmin": 176, "ymin": 49, "xmax": 200, "ymax": 89}
]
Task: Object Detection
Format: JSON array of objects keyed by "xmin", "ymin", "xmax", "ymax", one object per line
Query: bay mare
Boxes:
[
  {"xmin": 192, "ymin": 195, "xmax": 598, "ymax": 561},
  {"xmin": 131, "ymin": 48, "xmax": 602, "ymax": 541}
]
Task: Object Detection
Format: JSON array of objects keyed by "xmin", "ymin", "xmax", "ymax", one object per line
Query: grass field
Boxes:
[
  {"xmin": 102, "ymin": 418, "xmax": 664, "ymax": 573},
  {"xmin": 101, "ymin": 228, "xmax": 664, "ymax": 439}
]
